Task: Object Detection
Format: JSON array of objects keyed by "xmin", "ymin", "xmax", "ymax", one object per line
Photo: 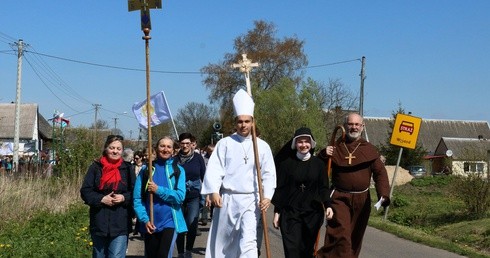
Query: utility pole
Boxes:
[
  {"xmin": 359, "ymin": 56, "xmax": 366, "ymax": 117},
  {"xmin": 93, "ymin": 104, "xmax": 101, "ymax": 147},
  {"xmin": 112, "ymin": 117, "xmax": 119, "ymax": 130},
  {"xmin": 13, "ymin": 39, "xmax": 25, "ymax": 173}
]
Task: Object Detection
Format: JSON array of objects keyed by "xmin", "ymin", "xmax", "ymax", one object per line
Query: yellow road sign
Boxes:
[
  {"xmin": 390, "ymin": 113, "xmax": 422, "ymax": 149},
  {"xmin": 128, "ymin": 0, "xmax": 162, "ymax": 12}
]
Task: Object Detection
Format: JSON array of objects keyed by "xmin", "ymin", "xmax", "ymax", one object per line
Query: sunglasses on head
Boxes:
[{"xmin": 107, "ymin": 135, "xmax": 124, "ymax": 141}]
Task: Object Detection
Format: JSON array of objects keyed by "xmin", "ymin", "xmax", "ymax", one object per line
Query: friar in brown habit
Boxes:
[{"xmin": 316, "ymin": 113, "xmax": 390, "ymax": 258}]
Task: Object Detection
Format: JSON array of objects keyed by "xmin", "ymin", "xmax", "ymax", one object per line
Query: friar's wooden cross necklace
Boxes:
[{"xmin": 342, "ymin": 142, "xmax": 361, "ymax": 165}]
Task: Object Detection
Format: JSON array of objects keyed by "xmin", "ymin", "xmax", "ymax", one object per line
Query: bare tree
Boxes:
[
  {"xmin": 175, "ymin": 102, "xmax": 217, "ymax": 144},
  {"xmin": 201, "ymin": 20, "xmax": 307, "ymax": 110}
]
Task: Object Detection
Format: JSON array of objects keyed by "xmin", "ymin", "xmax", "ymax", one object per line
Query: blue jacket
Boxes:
[{"xmin": 133, "ymin": 157, "xmax": 187, "ymax": 234}]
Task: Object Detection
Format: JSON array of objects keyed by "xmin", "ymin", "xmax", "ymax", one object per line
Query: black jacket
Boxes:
[{"xmin": 80, "ymin": 160, "xmax": 135, "ymax": 237}]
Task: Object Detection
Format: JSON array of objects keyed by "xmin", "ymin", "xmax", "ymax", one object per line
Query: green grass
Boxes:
[
  {"xmin": 0, "ymin": 203, "xmax": 91, "ymax": 258},
  {"xmin": 369, "ymin": 176, "xmax": 490, "ymax": 258}
]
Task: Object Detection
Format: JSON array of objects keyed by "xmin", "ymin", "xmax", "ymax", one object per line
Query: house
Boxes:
[
  {"xmin": 0, "ymin": 103, "xmax": 52, "ymax": 158},
  {"xmin": 433, "ymin": 137, "xmax": 490, "ymax": 176},
  {"xmin": 363, "ymin": 117, "xmax": 490, "ymax": 176}
]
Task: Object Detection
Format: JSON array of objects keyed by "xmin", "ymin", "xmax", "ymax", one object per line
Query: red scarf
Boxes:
[{"xmin": 99, "ymin": 156, "xmax": 123, "ymax": 191}]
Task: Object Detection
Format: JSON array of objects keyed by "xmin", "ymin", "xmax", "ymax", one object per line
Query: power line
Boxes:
[
  {"xmin": 27, "ymin": 50, "xmax": 201, "ymax": 74},
  {"xmin": 304, "ymin": 58, "xmax": 361, "ymax": 69},
  {"xmin": 26, "ymin": 49, "xmax": 360, "ymax": 75},
  {"xmin": 23, "ymin": 55, "xmax": 79, "ymax": 113},
  {"xmin": 25, "ymin": 46, "xmax": 93, "ymax": 105}
]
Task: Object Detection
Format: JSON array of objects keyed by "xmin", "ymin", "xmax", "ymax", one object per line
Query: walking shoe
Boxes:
[{"xmin": 199, "ymin": 217, "xmax": 208, "ymax": 226}]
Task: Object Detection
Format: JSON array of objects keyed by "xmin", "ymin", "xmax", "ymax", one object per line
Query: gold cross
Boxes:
[{"xmin": 345, "ymin": 153, "xmax": 356, "ymax": 165}]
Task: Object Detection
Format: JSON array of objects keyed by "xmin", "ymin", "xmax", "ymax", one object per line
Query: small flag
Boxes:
[
  {"xmin": 132, "ymin": 91, "xmax": 172, "ymax": 128},
  {"xmin": 60, "ymin": 118, "xmax": 70, "ymax": 128}
]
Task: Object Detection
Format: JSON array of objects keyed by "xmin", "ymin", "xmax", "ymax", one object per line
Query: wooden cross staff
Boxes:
[{"xmin": 232, "ymin": 54, "xmax": 272, "ymax": 258}]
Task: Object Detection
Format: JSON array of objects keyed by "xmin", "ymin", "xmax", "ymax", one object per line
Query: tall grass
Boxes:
[{"xmin": 0, "ymin": 174, "xmax": 83, "ymax": 231}]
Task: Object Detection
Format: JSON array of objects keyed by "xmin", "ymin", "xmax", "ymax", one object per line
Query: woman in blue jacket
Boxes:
[{"xmin": 133, "ymin": 136, "xmax": 187, "ymax": 258}]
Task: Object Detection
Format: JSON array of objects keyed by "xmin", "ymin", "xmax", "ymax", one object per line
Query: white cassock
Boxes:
[{"xmin": 201, "ymin": 133, "xmax": 276, "ymax": 258}]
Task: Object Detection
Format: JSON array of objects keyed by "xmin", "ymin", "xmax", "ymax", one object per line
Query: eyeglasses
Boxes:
[
  {"xmin": 134, "ymin": 157, "xmax": 141, "ymax": 160},
  {"xmin": 346, "ymin": 123, "xmax": 363, "ymax": 128}
]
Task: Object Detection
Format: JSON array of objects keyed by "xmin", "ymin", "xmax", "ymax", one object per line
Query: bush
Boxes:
[{"xmin": 450, "ymin": 173, "xmax": 490, "ymax": 218}]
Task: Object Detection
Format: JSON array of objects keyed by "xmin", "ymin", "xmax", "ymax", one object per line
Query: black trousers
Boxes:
[{"xmin": 144, "ymin": 228, "xmax": 175, "ymax": 257}]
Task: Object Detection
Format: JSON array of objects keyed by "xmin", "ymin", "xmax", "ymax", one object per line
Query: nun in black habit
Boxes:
[{"xmin": 271, "ymin": 127, "xmax": 334, "ymax": 258}]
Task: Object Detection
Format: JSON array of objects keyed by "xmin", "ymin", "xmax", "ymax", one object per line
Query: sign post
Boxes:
[
  {"xmin": 384, "ymin": 113, "xmax": 422, "ymax": 220},
  {"xmin": 128, "ymin": 0, "xmax": 162, "ymax": 224}
]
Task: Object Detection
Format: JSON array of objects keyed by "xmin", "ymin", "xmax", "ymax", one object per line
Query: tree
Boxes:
[
  {"xmin": 201, "ymin": 20, "xmax": 307, "ymax": 112},
  {"xmin": 90, "ymin": 119, "xmax": 109, "ymax": 130},
  {"xmin": 254, "ymin": 78, "xmax": 327, "ymax": 154},
  {"xmin": 378, "ymin": 103, "xmax": 427, "ymax": 167},
  {"xmin": 174, "ymin": 102, "xmax": 218, "ymax": 146}
]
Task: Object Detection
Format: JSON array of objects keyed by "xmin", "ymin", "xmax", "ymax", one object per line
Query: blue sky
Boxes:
[{"xmin": 1, "ymin": 1, "xmax": 489, "ymax": 140}]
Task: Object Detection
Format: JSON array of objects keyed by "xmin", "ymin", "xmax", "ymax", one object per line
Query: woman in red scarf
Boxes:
[{"xmin": 81, "ymin": 135, "xmax": 135, "ymax": 258}]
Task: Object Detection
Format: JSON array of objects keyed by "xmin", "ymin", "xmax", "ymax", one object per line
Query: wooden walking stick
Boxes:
[
  {"xmin": 314, "ymin": 125, "xmax": 345, "ymax": 256},
  {"xmin": 232, "ymin": 54, "xmax": 272, "ymax": 258}
]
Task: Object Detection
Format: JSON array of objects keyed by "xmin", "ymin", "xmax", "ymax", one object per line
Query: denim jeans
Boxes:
[
  {"xmin": 176, "ymin": 196, "xmax": 200, "ymax": 253},
  {"xmin": 91, "ymin": 234, "xmax": 128, "ymax": 258}
]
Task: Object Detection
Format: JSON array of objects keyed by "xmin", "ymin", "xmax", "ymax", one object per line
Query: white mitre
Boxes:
[{"xmin": 233, "ymin": 89, "xmax": 254, "ymax": 117}]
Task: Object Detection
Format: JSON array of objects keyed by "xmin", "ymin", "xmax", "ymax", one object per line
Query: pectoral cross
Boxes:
[
  {"xmin": 300, "ymin": 184, "xmax": 306, "ymax": 192},
  {"xmin": 345, "ymin": 153, "xmax": 356, "ymax": 165},
  {"xmin": 244, "ymin": 155, "xmax": 249, "ymax": 164}
]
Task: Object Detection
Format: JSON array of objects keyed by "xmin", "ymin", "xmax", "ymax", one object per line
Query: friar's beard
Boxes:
[{"xmin": 346, "ymin": 131, "xmax": 362, "ymax": 141}]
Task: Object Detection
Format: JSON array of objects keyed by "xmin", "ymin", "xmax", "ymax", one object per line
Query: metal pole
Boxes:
[{"xmin": 384, "ymin": 147, "xmax": 403, "ymax": 220}]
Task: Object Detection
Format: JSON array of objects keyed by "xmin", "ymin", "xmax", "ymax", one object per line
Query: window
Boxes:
[{"xmin": 463, "ymin": 162, "xmax": 484, "ymax": 173}]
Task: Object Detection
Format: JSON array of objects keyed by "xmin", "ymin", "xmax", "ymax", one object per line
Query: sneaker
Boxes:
[{"xmin": 199, "ymin": 218, "xmax": 208, "ymax": 226}]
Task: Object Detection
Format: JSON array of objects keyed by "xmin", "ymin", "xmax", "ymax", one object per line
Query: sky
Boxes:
[{"xmin": 1, "ymin": 1, "xmax": 489, "ymax": 140}]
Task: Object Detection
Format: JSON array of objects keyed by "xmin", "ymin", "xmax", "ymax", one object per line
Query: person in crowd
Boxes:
[
  {"xmin": 316, "ymin": 113, "xmax": 390, "ymax": 258},
  {"xmin": 176, "ymin": 132, "xmax": 206, "ymax": 258},
  {"xmin": 122, "ymin": 148, "xmax": 134, "ymax": 163},
  {"xmin": 132, "ymin": 150, "xmax": 145, "ymax": 177},
  {"xmin": 272, "ymin": 127, "xmax": 334, "ymax": 258},
  {"xmin": 80, "ymin": 135, "xmax": 135, "ymax": 258},
  {"xmin": 133, "ymin": 136, "xmax": 187, "ymax": 258},
  {"xmin": 201, "ymin": 89, "xmax": 276, "ymax": 257},
  {"xmin": 131, "ymin": 150, "xmax": 145, "ymax": 236},
  {"xmin": 199, "ymin": 144, "xmax": 215, "ymax": 226}
]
